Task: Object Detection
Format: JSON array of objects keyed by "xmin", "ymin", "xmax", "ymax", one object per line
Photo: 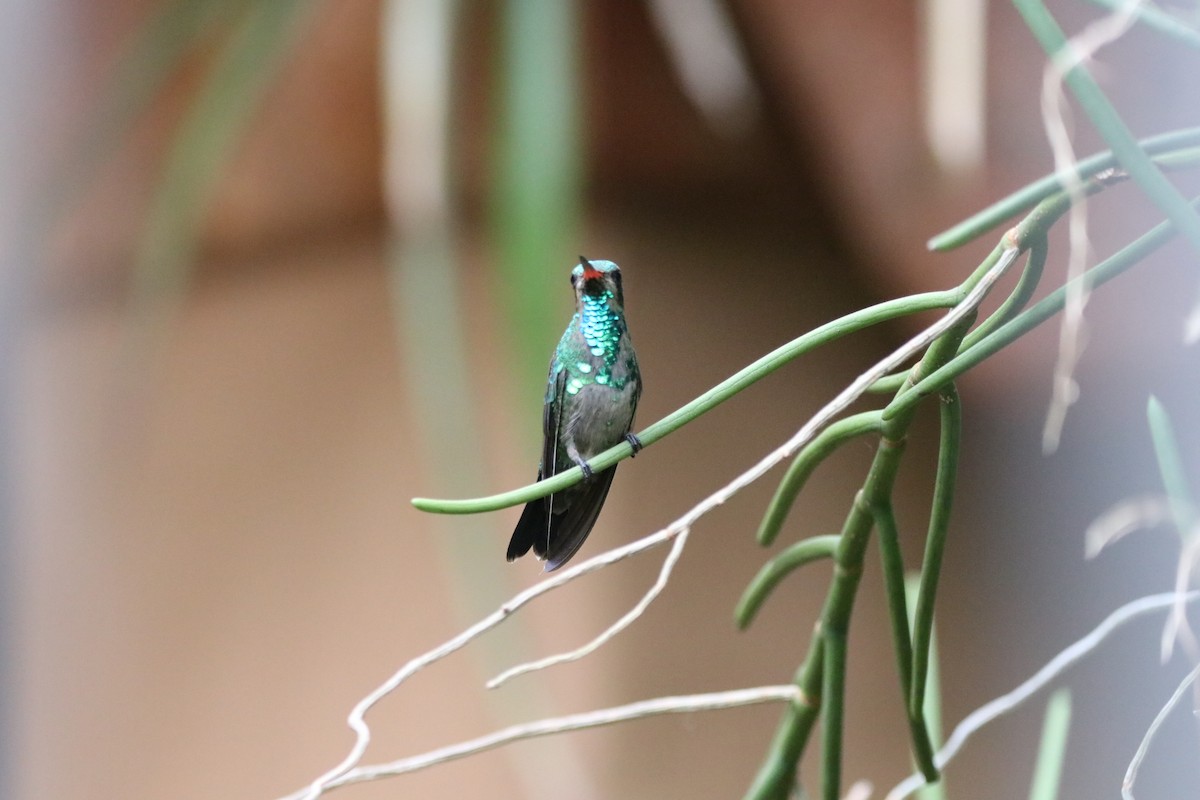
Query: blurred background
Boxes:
[{"xmin": 4, "ymin": 1, "xmax": 1198, "ymax": 798}]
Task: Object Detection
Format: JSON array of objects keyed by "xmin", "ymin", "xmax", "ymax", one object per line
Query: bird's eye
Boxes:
[{"xmin": 570, "ymin": 273, "xmax": 578, "ymax": 287}]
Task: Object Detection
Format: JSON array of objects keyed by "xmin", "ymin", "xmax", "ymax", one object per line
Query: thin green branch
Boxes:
[
  {"xmin": 875, "ymin": 505, "xmax": 938, "ymax": 781},
  {"xmin": 757, "ymin": 412, "xmax": 884, "ymax": 547},
  {"xmin": 867, "ymin": 372, "xmax": 910, "ymax": 396},
  {"xmin": 413, "ymin": 291, "xmax": 958, "ymax": 513},
  {"xmin": 745, "ymin": 314, "xmax": 979, "ymax": 800},
  {"xmin": 962, "ymin": 238, "xmax": 1048, "ymax": 350},
  {"xmin": 872, "ymin": 237, "xmax": 1047, "ymax": 395},
  {"xmin": 929, "ymin": 129, "xmax": 1200, "ymax": 250},
  {"xmin": 906, "ymin": 574, "xmax": 945, "ymax": 800},
  {"xmin": 736, "ymin": 535, "xmax": 840, "ymax": 630},
  {"xmin": 909, "ymin": 385, "xmax": 961, "ymax": 741},
  {"xmin": 741, "ymin": 633, "xmax": 826, "ymax": 800},
  {"xmin": 875, "ymin": 505, "xmax": 912, "ymax": 691},
  {"xmin": 1029, "ymin": 689, "xmax": 1072, "ymax": 800},
  {"xmin": 886, "ymin": 197, "xmax": 1200, "ymax": 421},
  {"xmin": 1013, "ymin": 0, "xmax": 1200, "ymax": 259},
  {"xmin": 743, "ymin": 483, "xmax": 875, "ymax": 800},
  {"xmin": 1081, "ymin": 0, "xmax": 1200, "ymax": 50},
  {"xmin": 821, "ymin": 626, "xmax": 847, "ymax": 800}
]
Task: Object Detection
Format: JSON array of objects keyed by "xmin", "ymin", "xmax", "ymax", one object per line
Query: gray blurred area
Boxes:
[{"xmin": 7, "ymin": 2, "xmax": 1199, "ymax": 799}]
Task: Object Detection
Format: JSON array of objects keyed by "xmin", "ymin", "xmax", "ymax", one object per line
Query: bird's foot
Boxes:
[
  {"xmin": 625, "ymin": 432, "xmax": 644, "ymax": 456},
  {"xmin": 578, "ymin": 460, "xmax": 594, "ymax": 480}
]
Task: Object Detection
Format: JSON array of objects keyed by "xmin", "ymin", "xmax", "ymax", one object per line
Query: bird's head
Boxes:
[{"xmin": 571, "ymin": 256, "xmax": 624, "ymax": 308}]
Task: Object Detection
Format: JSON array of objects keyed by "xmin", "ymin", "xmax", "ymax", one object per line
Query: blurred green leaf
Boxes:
[
  {"xmin": 491, "ymin": 0, "xmax": 583, "ymax": 392},
  {"xmin": 125, "ymin": 1, "xmax": 316, "ymax": 359}
]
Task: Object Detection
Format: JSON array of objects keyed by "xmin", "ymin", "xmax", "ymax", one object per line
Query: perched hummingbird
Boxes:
[{"xmin": 507, "ymin": 256, "xmax": 643, "ymax": 571}]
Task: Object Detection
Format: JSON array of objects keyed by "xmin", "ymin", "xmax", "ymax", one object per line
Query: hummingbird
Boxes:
[{"xmin": 507, "ymin": 256, "xmax": 643, "ymax": 571}]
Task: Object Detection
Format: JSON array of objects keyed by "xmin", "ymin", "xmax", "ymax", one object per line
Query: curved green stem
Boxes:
[
  {"xmin": 743, "ymin": 306, "xmax": 979, "ymax": 800},
  {"xmin": 757, "ymin": 412, "xmax": 884, "ymax": 547},
  {"xmin": 885, "ymin": 197, "xmax": 1198, "ymax": 421},
  {"xmin": 870, "ymin": 235, "xmax": 1048, "ymax": 395},
  {"xmin": 413, "ymin": 291, "xmax": 957, "ymax": 513},
  {"xmin": 875, "ymin": 504, "xmax": 938, "ymax": 781},
  {"xmin": 742, "ymin": 484, "xmax": 876, "ymax": 800},
  {"xmin": 743, "ymin": 636, "xmax": 825, "ymax": 800},
  {"xmin": 909, "ymin": 384, "xmax": 961, "ymax": 742},
  {"xmin": 867, "ymin": 372, "xmax": 910, "ymax": 395},
  {"xmin": 961, "ymin": 237, "xmax": 1047, "ymax": 350},
  {"xmin": 929, "ymin": 128, "xmax": 1200, "ymax": 250},
  {"xmin": 821, "ymin": 625, "xmax": 847, "ymax": 800},
  {"xmin": 736, "ymin": 535, "xmax": 840, "ymax": 630}
]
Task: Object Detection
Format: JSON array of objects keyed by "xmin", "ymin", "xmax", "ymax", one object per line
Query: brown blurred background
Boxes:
[{"xmin": 5, "ymin": 1, "xmax": 1199, "ymax": 799}]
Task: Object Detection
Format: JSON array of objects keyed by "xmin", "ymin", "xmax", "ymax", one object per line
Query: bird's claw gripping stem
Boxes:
[{"xmin": 625, "ymin": 432, "xmax": 643, "ymax": 456}]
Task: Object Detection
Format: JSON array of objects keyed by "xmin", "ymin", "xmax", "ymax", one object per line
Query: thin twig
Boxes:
[
  {"xmin": 886, "ymin": 591, "xmax": 1200, "ymax": 800},
  {"xmin": 1122, "ymin": 661, "xmax": 1200, "ymax": 800},
  {"xmin": 487, "ymin": 528, "xmax": 691, "ymax": 688},
  {"xmin": 281, "ymin": 685, "xmax": 801, "ymax": 798},
  {"xmin": 285, "ymin": 519, "xmax": 689, "ymax": 800}
]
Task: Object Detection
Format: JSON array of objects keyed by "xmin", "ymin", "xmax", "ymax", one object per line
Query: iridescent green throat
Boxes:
[{"xmin": 560, "ymin": 291, "xmax": 627, "ymax": 396}]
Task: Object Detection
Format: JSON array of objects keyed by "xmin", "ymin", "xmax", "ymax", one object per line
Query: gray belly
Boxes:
[{"xmin": 563, "ymin": 381, "xmax": 639, "ymax": 458}]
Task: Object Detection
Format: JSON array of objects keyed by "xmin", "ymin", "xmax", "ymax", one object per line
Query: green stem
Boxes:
[
  {"xmin": 906, "ymin": 574, "xmax": 946, "ymax": 800},
  {"xmin": 909, "ymin": 384, "xmax": 961, "ymax": 745},
  {"xmin": 961, "ymin": 237, "xmax": 1048, "ymax": 350},
  {"xmin": 742, "ymin": 481, "xmax": 876, "ymax": 800},
  {"xmin": 757, "ymin": 412, "xmax": 884, "ymax": 547},
  {"xmin": 414, "ymin": 291, "xmax": 958, "ymax": 513},
  {"xmin": 744, "ymin": 315, "xmax": 975, "ymax": 800},
  {"xmin": 886, "ymin": 197, "xmax": 1199, "ymax": 421},
  {"xmin": 736, "ymin": 536, "xmax": 841, "ymax": 630},
  {"xmin": 821, "ymin": 624, "xmax": 847, "ymax": 800},
  {"xmin": 875, "ymin": 505, "xmax": 938, "ymax": 781},
  {"xmin": 929, "ymin": 130, "xmax": 1200, "ymax": 250},
  {"xmin": 1013, "ymin": 0, "xmax": 1200, "ymax": 259},
  {"xmin": 870, "ymin": 236, "xmax": 1048, "ymax": 395},
  {"xmin": 745, "ymin": 637, "xmax": 826, "ymax": 800}
]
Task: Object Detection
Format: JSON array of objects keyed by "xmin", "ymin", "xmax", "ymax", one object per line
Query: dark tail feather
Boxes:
[
  {"xmin": 507, "ymin": 496, "xmax": 545, "ymax": 561},
  {"xmin": 541, "ymin": 467, "xmax": 617, "ymax": 572}
]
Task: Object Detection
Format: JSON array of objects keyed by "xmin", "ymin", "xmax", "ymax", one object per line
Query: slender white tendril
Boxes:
[
  {"xmin": 1040, "ymin": 0, "xmax": 1143, "ymax": 453},
  {"xmin": 488, "ymin": 527, "xmax": 691, "ymax": 688},
  {"xmin": 280, "ymin": 685, "xmax": 800, "ymax": 799},
  {"xmin": 1122, "ymin": 660, "xmax": 1200, "ymax": 800},
  {"xmin": 886, "ymin": 591, "xmax": 1200, "ymax": 800}
]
